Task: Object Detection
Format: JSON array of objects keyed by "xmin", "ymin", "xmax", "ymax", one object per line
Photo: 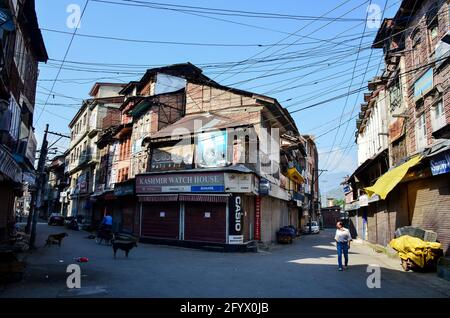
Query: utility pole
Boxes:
[
  {"xmin": 29, "ymin": 124, "xmax": 49, "ymax": 249},
  {"xmin": 309, "ymin": 168, "xmax": 327, "ymax": 234}
]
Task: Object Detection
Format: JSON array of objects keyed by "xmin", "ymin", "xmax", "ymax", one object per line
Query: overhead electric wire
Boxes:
[{"xmin": 35, "ymin": 0, "xmax": 90, "ymax": 125}]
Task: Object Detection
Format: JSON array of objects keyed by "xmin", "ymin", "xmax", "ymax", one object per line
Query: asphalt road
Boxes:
[{"xmin": 1, "ymin": 223, "xmax": 449, "ymax": 298}]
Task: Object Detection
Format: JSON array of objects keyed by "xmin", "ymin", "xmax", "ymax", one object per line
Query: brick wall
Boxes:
[
  {"xmin": 403, "ymin": 0, "xmax": 450, "ymax": 155},
  {"xmin": 185, "ymin": 83, "xmax": 256, "ymax": 114}
]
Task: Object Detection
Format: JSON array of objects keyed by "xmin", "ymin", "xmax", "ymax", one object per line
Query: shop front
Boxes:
[{"xmin": 136, "ymin": 170, "xmax": 258, "ymax": 250}]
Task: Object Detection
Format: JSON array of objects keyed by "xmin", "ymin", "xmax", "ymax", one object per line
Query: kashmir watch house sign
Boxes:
[{"xmin": 136, "ymin": 172, "xmax": 225, "ymax": 193}]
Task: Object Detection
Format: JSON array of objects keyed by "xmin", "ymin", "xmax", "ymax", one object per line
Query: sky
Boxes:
[{"xmin": 33, "ymin": 0, "xmax": 402, "ymax": 195}]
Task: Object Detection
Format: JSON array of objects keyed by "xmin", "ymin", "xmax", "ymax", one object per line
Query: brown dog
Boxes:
[{"xmin": 45, "ymin": 232, "xmax": 68, "ymax": 247}]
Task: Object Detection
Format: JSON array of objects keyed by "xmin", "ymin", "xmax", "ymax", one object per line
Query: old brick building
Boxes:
[
  {"xmin": 345, "ymin": 0, "xmax": 450, "ymax": 255},
  {"xmin": 66, "ymin": 63, "xmax": 315, "ymax": 250},
  {"xmin": 0, "ymin": 0, "xmax": 47, "ymax": 240}
]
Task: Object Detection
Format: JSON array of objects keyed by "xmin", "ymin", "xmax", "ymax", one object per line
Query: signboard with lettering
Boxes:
[
  {"xmin": 430, "ymin": 150, "xmax": 450, "ymax": 176},
  {"xmin": 114, "ymin": 182, "xmax": 134, "ymax": 196},
  {"xmin": 359, "ymin": 194, "xmax": 368, "ymax": 207},
  {"xmin": 414, "ymin": 68, "xmax": 433, "ymax": 99},
  {"xmin": 224, "ymin": 173, "xmax": 253, "ymax": 193},
  {"xmin": 0, "ymin": 146, "xmax": 22, "ymax": 183},
  {"xmin": 259, "ymin": 178, "xmax": 270, "ymax": 195},
  {"xmin": 255, "ymin": 196, "xmax": 261, "ymax": 241},
  {"xmin": 151, "ymin": 143, "xmax": 194, "ymax": 171},
  {"xmin": 136, "ymin": 172, "xmax": 225, "ymax": 193},
  {"xmin": 228, "ymin": 194, "xmax": 244, "ymax": 244}
]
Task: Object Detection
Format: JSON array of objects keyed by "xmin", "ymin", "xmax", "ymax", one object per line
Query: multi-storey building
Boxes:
[
  {"xmin": 42, "ymin": 155, "xmax": 67, "ymax": 217},
  {"xmin": 85, "ymin": 63, "xmax": 312, "ymax": 250},
  {"xmin": 0, "ymin": 0, "xmax": 47, "ymax": 240},
  {"xmin": 345, "ymin": 0, "xmax": 450, "ymax": 255},
  {"xmin": 301, "ymin": 135, "xmax": 320, "ymax": 229},
  {"xmin": 65, "ymin": 83, "xmax": 124, "ymax": 221}
]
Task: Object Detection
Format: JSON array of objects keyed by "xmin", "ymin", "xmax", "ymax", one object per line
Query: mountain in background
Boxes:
[{"xmin": 320, "ymin": 186, "xmax": 344, "ymax": 207}]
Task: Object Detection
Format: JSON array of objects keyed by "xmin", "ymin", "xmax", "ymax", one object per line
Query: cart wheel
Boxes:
[{"xmin": 401, "ymin": 259, "xmax": 410, "ymax": 271}]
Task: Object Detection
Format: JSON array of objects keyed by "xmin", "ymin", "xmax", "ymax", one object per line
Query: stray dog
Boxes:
[
  {"xmin": 112, "ymin": 240, "xmax": 137, "ymax": 258},
  {"xmin": 45, "ymin": 232, "xmax": 68, "ymax": 247}
]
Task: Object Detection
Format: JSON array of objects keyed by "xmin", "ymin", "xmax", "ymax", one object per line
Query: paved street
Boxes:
[{"xmin": 1, "ymin": 223, "xmax": 449, "ymax": 298}]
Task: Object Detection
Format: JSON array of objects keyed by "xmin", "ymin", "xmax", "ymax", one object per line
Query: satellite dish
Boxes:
[{"xmin": 0, "ymin": 8, "xmax": 15, "ymax": 32}]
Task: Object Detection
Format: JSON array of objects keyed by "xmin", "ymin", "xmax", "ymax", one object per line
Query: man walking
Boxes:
[{"xmin": 335, "ymin": 221, "xmax": 352, "ymax": 271}]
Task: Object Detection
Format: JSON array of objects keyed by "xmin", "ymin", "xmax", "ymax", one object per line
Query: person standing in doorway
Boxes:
[{"xmin": 335, "ymin": 221, "xmax": 352, "ymax": 271}]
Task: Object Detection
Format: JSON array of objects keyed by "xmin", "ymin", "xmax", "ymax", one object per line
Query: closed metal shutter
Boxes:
[
  {"xmin": 386, "ymin": 184, "xmax": 409, "ymax": 236},
  {"xmin": 141, "ymin": 202, "xmax": 180, "ymax": 239},
  {"xmin": 408, "ymin": 174, "xmax": 450, "ymax": 256},
  {"xmin": 375, "ymin": 201, "xmax": 389, "ymax": 247},
  {"xmin": 184, "ymin": 202, "xmax": 226, "ymax": 243},
  {"xmin": 367, "ymin": 204, "xmax": 377, "ymax": 244}
]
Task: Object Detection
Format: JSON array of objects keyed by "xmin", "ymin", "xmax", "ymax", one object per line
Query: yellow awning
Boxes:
[
  {"xmin": 364, "ymin": 155, "xmax": 423, "ymax": 200},
  {"xmin": 286, "ymin": 167, "xmax": 305, "ymax": 184}
]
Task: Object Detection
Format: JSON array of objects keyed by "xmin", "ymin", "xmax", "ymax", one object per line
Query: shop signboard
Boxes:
[
  {"xmin": 224, "ymin": 173, "xmax": 253, "ymax": 193},
  {"xmin": 0, "ymin": 145, "xmax": 22, "ymax": 183},
  {"xmin": 430, "ymin": 150, "xmax": 450, "ymax": 176},
  {"xmin": 259, "ymin": 178, "xmax": 270, "ymax": 195},
  {"xmin": 114, "ymin": 181, "xmax": 134, "ymax": 196},
  {"xmin": 255, "ymin": 196, "xmax": 261, "ymax": 241},
  {"xmin": 136, "ymin": 172, "xmax": 224, "ymax": 193},
  {"xmin": 228, "ymin": 194, "xmax": 244, "ymax": 244},
  {"xmin": 359, "ymin": 194, "xmax": 368, "ymax": 207},
  {"xmin": 151, "ymin": 143, "xmax": 193, "ymax": 171}
]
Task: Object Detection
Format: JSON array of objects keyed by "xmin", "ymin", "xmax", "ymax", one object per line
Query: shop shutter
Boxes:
[
  {"xmin": 141, "ymin": 202, "xmax": 180, "ymax": 239},
  {"xmin": 375, "ymin": 201, "xmax": 389, "ymax": 247},
  {"xmin": 184, "ymin": 202, "xmax": 226, "ymax": 243},
  {"xmin": 408, "ymin": 174, "xmax": 450, "ymax": 256},
  {"xmin": 367, "ymin": 204, "xmax": 377, "ymax": 245}
]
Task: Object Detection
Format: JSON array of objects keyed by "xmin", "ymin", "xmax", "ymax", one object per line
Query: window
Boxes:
[
  {"xmin": 389, "ymin": 78, "xmax": 402, "ymax": 111},
  {"xmin": 8, "ymin": 96, "xmax": 20, "ymax": 141},
  {"xmin": 416, "ymin": 112, "xmax": 427, "ymax": 149},
  {"xmin": 427, "ymin": 2, "xmax": 439, "ymax": 44},
  {"xmin": 13, "ymin": 28, "xmax": 28, "ymax": 83},
  {"xmin": 431, "ymin": 100, "xmax": 446, "ymax": 131},
  {"xmin": 411, "ymin": 28, "xmax": 422, "ymax": 70}
]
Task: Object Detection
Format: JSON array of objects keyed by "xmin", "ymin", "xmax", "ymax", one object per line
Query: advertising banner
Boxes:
[
  {"xmin": 151, "ymin": 143, "xmax": 194, "ymax": 171},
  {"xmin": 228, "ymin": 194, "xmax": 244, "ymax": 244},
  {"xmin": 430, "ymin": 150, "xmax": 450, "ymax": 176},
  {"xmin": 197, "ymin": 130, "xmax": 227, "ymax": 168},
  {"xmin": 255, "ymin": 196, "xmax": 261, "ymax": 241}
]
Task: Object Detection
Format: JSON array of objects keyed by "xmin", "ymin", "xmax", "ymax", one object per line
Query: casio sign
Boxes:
[{"xmin": 235, "ymin": 196, "xmax": 242, "ymax": 232}]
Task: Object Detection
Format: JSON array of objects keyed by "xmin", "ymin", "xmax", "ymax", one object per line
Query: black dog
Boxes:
[
  {"xmin": 112, "ymin": 240, "xmax": 137, "ymax": 258},
  {"xmin": 45, "ymin": 232, "xmax": 68, "ymax": 247}
]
